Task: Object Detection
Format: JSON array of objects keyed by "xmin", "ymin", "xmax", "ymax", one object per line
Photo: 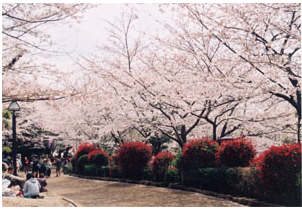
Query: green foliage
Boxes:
[
  {"xmin": 67, "ymin": 163, "xmax": 73, "ymax": 174},
  {"xmin": 83, "ymin": 164, "xmax": 110, "ymax": 177},
  {"xmin": 88, "ymin": 150, "xmax": 109, "ymax": 166},
  {"xmin": 148, "ymin": 133, "xmax": 171, "ymax": 155},
  {"xmin": 171, "ymin": 154, "xmax": 184, "ymax": 171},
  {"xmin": 166, "ymin": 168, "xmax": 180, "ymax": 183},
  {"xmin": 2, "ymin": 119, "xmax": 11, "ymax": 130},
  {"xmin": 2, "ymin": 146, "xmax": 12, "ymax": 156},
  {"xmin": 77, "ymin": 154, "xmax": 89, "ymax": 174},
  {"xmin": 94, "ymin": 153, "xmax": 109, "ymax": 166},
  {"xmin": 296, "ymin": 172, "xmax": 301, "ymax": 189},
  {"xmin": 142, "ymin": 167, "xmax": 155, "ymax": 181},
  {"xmin": 83, "ymin": 164, "xmax": 98, "ymax": 176},
  {"xmin": 282, "ymin": 136, "xmax": 296, "ymax": 145},
  {"xmin": 109, "ymin": 165, "xmax": 122, "ymax": 178},
  {"xmin": 185, "ymin": 167, "xmax": 240, "ymax": 195},
  {"xmin": 71, "ymin": 157, "xmax": 76, "ymax": 172},
  {"xmin": 2, "ymin": 110, "xmax": 11, "ymax": 119}
]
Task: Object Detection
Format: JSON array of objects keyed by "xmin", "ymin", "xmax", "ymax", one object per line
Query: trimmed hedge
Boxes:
[
  {"xmin": 216, "ymin": 138, "xmax": 256, "ymax": 167},
  {"xmin": 116, "ymin": 142, "xmax": 152, "ymax": 179},
  {"xmin": 251, "ymin": 143, "xmax": 301, "ymax": 206},
  {"xmin": 74, "ymin": 142, "xmax": 95, "ymax": 162},
  {"xmin": 152, "ymin": 151, "xmax": 174, "ymax": 181},
  {"xmin": 88, "ymin": 149, "xmax": 109, "ymax": 166},
  {"xmin": 77, "ymin": 154, "xmax": 89, "ymax": 174},
  {"xmin": 83, "ymin": 164, "xmax": 110, "ymax": 177},
  {"xmin": 71, "ymin": 141, "xmax": 302, "ymax": 206},
  {"xmin": 182, "ymin": 138, "xmax": 219, "ymax": 170}
]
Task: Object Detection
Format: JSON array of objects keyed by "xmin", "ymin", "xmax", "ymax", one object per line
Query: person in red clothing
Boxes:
[{"xmin": 23, "ymin": 157, "xmax": 30, "ymax": 174}]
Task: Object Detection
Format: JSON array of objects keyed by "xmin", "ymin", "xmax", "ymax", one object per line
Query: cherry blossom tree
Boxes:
[
  {"xmin": 2, "ymin": 3, "xmax": 93, "ymax": 103},
  {"xmin": 5, "ymin": 4, "xmax": 299, "ymax": 153},
  {"xmin": 175, "ymin": 3, "xmax": 301, "ymax": 142},
  {"xmin": 73, "ymin": 4, "xmax": 299, "ymax": 151}
]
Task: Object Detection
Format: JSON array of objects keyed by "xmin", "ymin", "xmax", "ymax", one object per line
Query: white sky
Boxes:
[
  {"xmin": 41, "ymin": 4, "xmax": 163, "ymax": 72},
  {"xmin": 3, "ymin": 1, "xmax": 301, "ymax": 73}
]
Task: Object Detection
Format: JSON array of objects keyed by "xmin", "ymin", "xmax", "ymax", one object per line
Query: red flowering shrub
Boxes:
[
  {"xmin": 74, "ymin": 142, "xmax": 95, "ymax": 162},
  {"xmin": 88, "ymin": 149, "xmax": 109, "ymax": 166},
  {"xmin": 182, "ymin": 138, "xmax": 219, "ymax": 170},
  {"xmin": 116, "ymin": 142, "xmax": 152, "ymax": 179},
  {"xmin": 152, "ymin": 152, "xmax": 174, "ymax": 180},
  {"xmin": 108, "ymin": 154, "xmax": 121, "ymax": 178},
  {"xmin": 109, "ymin": 154, "xmax": 119, "ymax": 166},
  {"xmin": 216, "ymin": 138, "xmax": 256, "ymax": 167},
  {"xmin": 252, "ymin": 143, "xmax": 301, "ymax": 199}
]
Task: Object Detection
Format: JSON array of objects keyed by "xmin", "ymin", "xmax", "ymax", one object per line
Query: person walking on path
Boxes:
[
  {"xmin": 38, "ymin": 157, "xmax": 47, "ymax": 177},
  {"xmin": 31, "ymin": 156, "xmax": 39, "ymax": 178},
  {"xmin": 16, "ymin": 154, "xmax": 22, "ymax": 173},
  {"xmin": 55, "ymin": 157, "xmax": 62, "ymax": 177},
  {"xmin": 45, "ymin": 158, "xmax": 52, "ymax": 178},
  {"xmin": 23, "ymin": 157, "xmax": 30, "ymax": 174}
]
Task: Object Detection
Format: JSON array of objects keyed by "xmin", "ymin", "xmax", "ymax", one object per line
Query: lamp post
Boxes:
[{"xmin": 7, "ymin": 100, "xmax": 20, "ymax": 175}]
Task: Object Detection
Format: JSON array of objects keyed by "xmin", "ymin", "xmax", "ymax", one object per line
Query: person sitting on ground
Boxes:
[
  {"xmin": 37, "ymin": 173, "xmax": 47, "ymax": 192},
  {"xmin": 2, "ymin": 162, "xmax": 9, "ymax": 171},
  {"xmin": 2, "ymin": 176, "xmax": 11, "ymax": 196},
  {"xmin": 23, "ymin": 173, "xmax": 41, "ymax": 198},
  {"xmin": 6, "ymin": 179, "xmax": 23, "ymax": 197},
  {"xmin": 3, "ymin": 156, "xmax": 11, "ymax": 166},
  {"xmin": 2, "ymin": 166, "xmax": 25, "ymax": 189}
]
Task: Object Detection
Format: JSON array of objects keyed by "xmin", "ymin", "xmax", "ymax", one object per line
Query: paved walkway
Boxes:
[{"xmin": 47, "ymin": 175, "xmax": 245, "ymax": 207}]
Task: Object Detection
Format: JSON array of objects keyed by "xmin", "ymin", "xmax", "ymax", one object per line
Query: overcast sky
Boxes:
[{"xmin": 43, "ymin": 4, "xmax": 162, "ymax": 72}]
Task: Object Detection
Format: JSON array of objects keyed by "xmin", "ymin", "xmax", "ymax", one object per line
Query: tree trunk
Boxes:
[
  {"xmin": 298, "ymin": 115, "xmax": 301, "ymax": 143},
  {"xmin": 213, "ymin": 125, "xmax": 217, "ymax": 141},
  {"xmin": 180, "ymin": 125, "xmax": 187, "ymax": 147},
  {"xmin": 297, "ymin": 90, "xmax": 301, "ymax": 143}
]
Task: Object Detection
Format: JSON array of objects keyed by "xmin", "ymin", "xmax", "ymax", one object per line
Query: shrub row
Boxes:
[
  {"xmin": 74, "ymin": 143, "xmax": 109, "ymax": 174},
  {"xmin": 251, "ymin": 143, "xmax": 301, "ymax": 206},
  {"xmin": 182, "ymin": 137, "xmax": 256, "ymax": 170},
  {"xmin": 71, "ymin": 139, "xmax": 301, "ymax": 206}
]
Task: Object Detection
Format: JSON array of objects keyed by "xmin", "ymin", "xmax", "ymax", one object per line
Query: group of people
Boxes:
[
  {"xmin": 2, "ymin": 164, "xmax": 47, "ymax": 198},
  {"xmin": 2, "ymin": 154, "xmax": 67, "ymax": 198}
]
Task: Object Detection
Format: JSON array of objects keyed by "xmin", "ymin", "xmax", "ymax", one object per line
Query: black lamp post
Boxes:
[{"xmin": 7, "ymin": 100, "xmax": 20, "ymax": 175}]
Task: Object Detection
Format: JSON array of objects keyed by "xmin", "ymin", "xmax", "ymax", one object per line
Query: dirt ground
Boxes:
[
  {"xmin": 2, "ymin": 172, "xmax": 245, "ymax": 207},
  {"xmin": 2, "ymin": 195, "xmax": 72, "ymax": 207},
  {"xmin": 47, "ymin": 175, "xmax": 245, "ymax": 207},
  {"xmin": 2, "ymin": 171, "xmax": 73, "ymax": 207}
]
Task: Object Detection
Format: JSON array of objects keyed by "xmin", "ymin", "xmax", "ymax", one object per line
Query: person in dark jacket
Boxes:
[
  {"xmin": 38, "ymin": 157, "xmax": 47, "ymax": 176},
  {"xmin": 31, "ymin": 156, "xmax": 39, "ymax": 178}
]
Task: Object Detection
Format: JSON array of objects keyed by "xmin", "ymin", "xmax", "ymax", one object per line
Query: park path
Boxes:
[{"xmin": 47, "ymin": 174, "xmax": 245, "ymax": 207}]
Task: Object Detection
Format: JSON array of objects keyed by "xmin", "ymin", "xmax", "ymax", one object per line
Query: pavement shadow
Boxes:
[{"xmin": 104, "ymin": 182, "xmax": 134, "ymax": 188}]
